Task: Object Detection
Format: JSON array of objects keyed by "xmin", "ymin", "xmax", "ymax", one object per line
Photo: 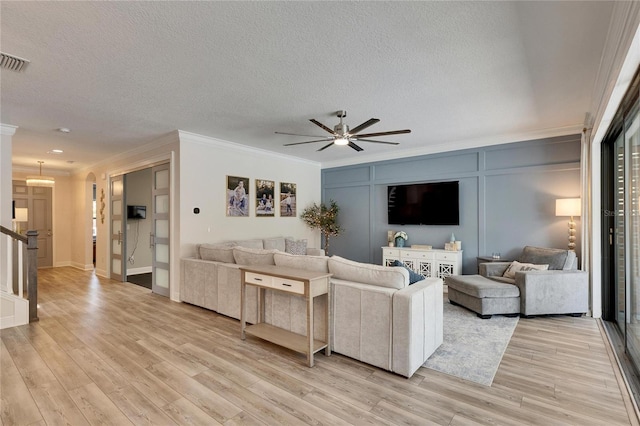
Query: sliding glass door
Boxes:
[
  {"xmin": 625, "ymin": 103, "xmax": 640, "ymax": 360},
  {"xmin": 602, "ymin": 73, "xmax": 640, "ymax": 401}
]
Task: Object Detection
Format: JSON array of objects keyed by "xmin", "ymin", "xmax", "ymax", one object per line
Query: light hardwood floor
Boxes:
[{"xmin": 1, "ymin": 267, "xmax": 637, "ymax": 425}]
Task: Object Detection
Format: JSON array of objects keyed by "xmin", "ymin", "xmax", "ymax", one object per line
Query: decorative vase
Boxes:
[{"xmin": 395, "ymin": 237, "xmax": 405, "ymax": 248}]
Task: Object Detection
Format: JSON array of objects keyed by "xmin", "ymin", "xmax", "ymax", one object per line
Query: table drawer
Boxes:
[
  {"xmin": 382, "ymin": 248, "xmax": 399, "ymax": 258},
  {"xmin": 271, "ymin": 277, "xmax": 304, "ymax": 294},
  {"xmin": 402, "ymin": 251, "xmax": 435, "ymax": 260},
  {"xmin": 245, "ymin": 272, "xmax": 272, "ymax": 287},
  {"xmin": 436, "ymin": 252, "xmax": 458, "ymax": 262}
]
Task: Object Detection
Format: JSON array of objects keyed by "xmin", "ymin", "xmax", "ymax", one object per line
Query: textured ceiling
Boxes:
[{"xmin": 1, "ymin": 1, "xmax": 614, "ymax": 173}]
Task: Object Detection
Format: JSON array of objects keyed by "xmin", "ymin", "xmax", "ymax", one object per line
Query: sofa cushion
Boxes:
[
  {"xmin": 518, "ymin": 246, "xmax": 574, "ymax": 270},
  {"xmin": 503, "ymin": 260, "xmax": 549, "ymax": 279},
  {"xmin": 447, "ymin": 275, "xmax": 520, "ymax": 298},
  {"xmin": 489, "ymin": 276, "xmax": 516, "ymax": 285},
  {"xmin": 391, "ymin": 260, "xmax": 425, "ymax": 285},
  {"xmin": 328, "ymin": 256, "xmax": 409, "ymax": 289},
  {"xmin": 285, "ymin": 238, "xmax": 307, "ymax": 255},
  {"xmin": 232, "ymin": 247, "xmax": 277, "ymax": 265},
  {"xmin": 274, "ymin": 252, "xmax": 329, "ymax": 273},
  {"xmin": 235, "ymin": 239, "xmax": 265, "ymax": 249},
  {"xmin": 199, "ymin": 243, "xmax": 236, "ymax": 263},
  {"xmin": 263, "ymin": 237, "xmax": 286, "ymax": 252}
]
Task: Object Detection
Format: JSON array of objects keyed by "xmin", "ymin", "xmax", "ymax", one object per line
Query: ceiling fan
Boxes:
[{"xmin": 276, "ymin": 110, "xmax": 411, "ymax": 152}]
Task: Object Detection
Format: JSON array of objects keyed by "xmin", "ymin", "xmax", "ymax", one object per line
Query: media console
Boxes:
[{"xmin": 382, "ymin": 247, "xmax": 463, "ymax": 281}]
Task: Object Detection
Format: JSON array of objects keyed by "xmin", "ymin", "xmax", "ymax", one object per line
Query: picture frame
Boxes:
[
  {"xmin": 226, "ymin": 175, "xmax": 249, "ymax": 217},
  {"xmin": 255, "ymin": 179, "xmax": 275, "ymax": 217},
  {"xmin": 279, "ymin": 182, "xmax": 296, "ymax": 217}
]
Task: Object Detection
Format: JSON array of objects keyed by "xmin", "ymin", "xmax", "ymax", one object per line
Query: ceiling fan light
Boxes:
[{"xmin": 334, "ymin": 137, "xmax": 349, "ymax": 146}]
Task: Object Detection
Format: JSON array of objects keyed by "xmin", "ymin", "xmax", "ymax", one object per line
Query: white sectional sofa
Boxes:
[{"xmin": 180, "ymin": 237, "xmax": 443, "ymax": 378}]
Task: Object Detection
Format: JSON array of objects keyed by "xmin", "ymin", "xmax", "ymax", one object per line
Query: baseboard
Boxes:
[
  {"xmin": 127, "ymin": 266, "xmax": 152, "ymax": 275},
  {"xmin": 55, "ymin": 261, "xmax": 72, "ymax": 267},
  {"xmin": 95, "ymin": 268, "xmax": 108, "ymax": 278},
  {"xmin": 69, "ymin": 261, "xmax": 94, "ymax": 271}
]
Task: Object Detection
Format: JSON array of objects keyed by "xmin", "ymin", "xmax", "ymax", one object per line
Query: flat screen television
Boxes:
[
  {"xmin": 387, "ymin": 181, "xmax": 459, "ymax": 225},
  {"xmin": 127, "ymin": 205, "xmax": 146, "ymax": 220}
]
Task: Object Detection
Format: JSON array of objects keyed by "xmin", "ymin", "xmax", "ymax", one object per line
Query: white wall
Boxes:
[{"xmin": 178, "ymin": 131, "xmax": 322, "ymax": 259}]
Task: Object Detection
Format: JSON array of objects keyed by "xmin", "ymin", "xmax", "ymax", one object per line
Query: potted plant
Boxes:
[
  {"xmin": 301, "ymin": 200, "xmax": 343, "ymax": 255},
  {"xmin": 394, "ymin": 231, "xmax": 408, "ymax": 248}
]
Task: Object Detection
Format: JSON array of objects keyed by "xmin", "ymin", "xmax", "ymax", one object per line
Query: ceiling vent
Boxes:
[{"xmin": 0, "ymin": 52, "xmax": 30, "ymax": 72}]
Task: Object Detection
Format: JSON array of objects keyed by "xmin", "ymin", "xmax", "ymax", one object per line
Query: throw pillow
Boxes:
[
  {"xmin": 392, "ymin": 260, "xmax": 425, "ymax": 285},
  {"xmin": 199, "ymin": 244, "xmax": 236, "ymax": 263},
  {"xmin": 263, "ymin": 237, "xmax": 286, "ymax": 252},
  {"xmin": 285, "ymin": 239, "xmax": 307, "ymax": 255},
  {"xmin": 232, "ymin": 247, "xmax": 277, "ymax": 265},
  {"xmin": 503, "ymin": 260, "xmax": 549, "ymax": 279}
]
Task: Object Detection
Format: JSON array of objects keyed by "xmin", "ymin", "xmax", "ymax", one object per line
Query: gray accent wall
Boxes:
[{"xmin": 322, "ymin": 135, "xmax": 581, "ymax": 274}]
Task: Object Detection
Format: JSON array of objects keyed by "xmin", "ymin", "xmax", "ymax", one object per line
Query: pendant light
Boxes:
[{"xmin": 26, "ymin": 161, "xmax": 55, "ymax": 187}]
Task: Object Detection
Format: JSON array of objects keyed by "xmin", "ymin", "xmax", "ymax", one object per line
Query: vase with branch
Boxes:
[{"xmin": 300, "ymin": 200, "xmax": 343, "ymax": 255}]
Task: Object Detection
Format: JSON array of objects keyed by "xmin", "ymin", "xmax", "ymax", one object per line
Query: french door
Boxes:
[
  {"xmin": 110, "ymin": 175, "xmax": 125, "ymax": 282},
  {"xmin": 151, "ymin": 163, "xmax": 170, "ymax": 297}
]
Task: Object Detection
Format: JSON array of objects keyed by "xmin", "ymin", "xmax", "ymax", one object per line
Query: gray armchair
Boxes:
[{"xmin": 479, "ymin": 246, "xmax": 589, "ymax": 316}]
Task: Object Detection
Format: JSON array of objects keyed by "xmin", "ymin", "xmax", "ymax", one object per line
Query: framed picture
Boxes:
[
  {"xmin": 226, "ymin": 175, "xmax": 249, "ymax": 217},
  {"xmin": 280, "ymin": 182, "xmax": 296, "ymax": 217},
  {"xmin": 255, "ymin": 179, "xmax": 275, "ymax": 217}
]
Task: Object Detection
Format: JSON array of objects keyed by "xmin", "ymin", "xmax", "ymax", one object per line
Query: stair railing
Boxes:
[{"xmin": 0, "ymin": 226, "xmax": 38, "ymax": 323}]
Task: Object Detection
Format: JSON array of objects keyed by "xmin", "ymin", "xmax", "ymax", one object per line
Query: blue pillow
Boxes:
[{"xmin": 392, "ymin": 260, "xmax": 425, "ymax": 285}]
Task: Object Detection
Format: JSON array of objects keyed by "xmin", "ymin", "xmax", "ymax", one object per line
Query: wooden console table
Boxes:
[{"xmin": 240, "ymin": 265, "xmax": 331, "ymax": 367}]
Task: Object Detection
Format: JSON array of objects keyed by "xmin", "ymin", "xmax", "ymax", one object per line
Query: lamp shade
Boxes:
[
  {"xmin": 14, "ymin": 208, "xmax": 28, "ymax": 222},
  {"xmin": 556, "ymin": 198, "xmax": 581, "ymax": 217}
]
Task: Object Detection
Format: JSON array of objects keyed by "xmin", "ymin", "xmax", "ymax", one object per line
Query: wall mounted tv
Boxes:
[
  {"xmin": 127, "ymin": 205, "xmax": 146, "ymax": 220},
  {"xmin": 387, "ymin": 181, "xmax": 459, "ymax": 225}
]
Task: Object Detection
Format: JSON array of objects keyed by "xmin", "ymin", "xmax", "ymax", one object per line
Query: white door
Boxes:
[
  {"xmin": 151, "ymin": 163, "xmax": 170, "ymax": 297},
  {"xmin": 110, "ymin": 175, "xmax": 125, "ymax": 281},
  {"xmin": 12, "ymin": 181, "xmax": 53, "ymax": 268}
]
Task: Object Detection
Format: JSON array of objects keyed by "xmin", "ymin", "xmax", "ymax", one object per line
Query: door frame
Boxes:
[{"xmin": 107, "ymin": 152, "xmax": 177, "ymax": 300}]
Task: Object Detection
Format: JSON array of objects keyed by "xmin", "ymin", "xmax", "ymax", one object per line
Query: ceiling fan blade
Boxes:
[
  {"xmin": 283, "ymin": 139, "xmax": 332, "ymax": 146},
  {"xmin": 353, "ymin": 138, "xmax": 400, "ymax": 145},
  {"xmin": 349, "ymin": 118, "xmax": 380, "ymax": 135},
  {"xmin": 309, "ymin": 119, "xmax": 336, "ymax": 135},
  {"xmin": 355, "ymin": 129, "xmax": 411, "ymax": 138},
  {"xmin": 275, "ymin": 131, "xmax": 330, "ymax": 138},
  {"xmin": 348, "ymin": 141, "xmax": 364, "ymax": 152},
  {"xmin": 317, "ymin": 142, "xmax": 335, "ymax": 152}
]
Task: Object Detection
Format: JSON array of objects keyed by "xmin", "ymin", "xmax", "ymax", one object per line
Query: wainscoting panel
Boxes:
[{"xmin": 322, "ymin": 135, "xmax": 581, "ymax": 273}]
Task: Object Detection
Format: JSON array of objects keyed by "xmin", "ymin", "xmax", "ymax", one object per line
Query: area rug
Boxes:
[{"xmin": 422, "ymin": 301, "xmax": 518, "ymax": 386}]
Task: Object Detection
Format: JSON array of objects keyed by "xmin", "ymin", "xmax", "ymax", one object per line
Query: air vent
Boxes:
[{"xmin": 0, "ymin": 52, "xmax": 30, "ymax": 72}]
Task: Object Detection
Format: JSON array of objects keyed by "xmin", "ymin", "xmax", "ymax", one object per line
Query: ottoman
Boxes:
[{"xmin": 447, "ymin": 275, "xmax": 520, "ymax": 319}]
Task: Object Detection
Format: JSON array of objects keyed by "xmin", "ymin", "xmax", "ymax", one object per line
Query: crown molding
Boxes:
[
  {"xmin": 178, "ymin": 130, "xmax": 321, "ymax": 168},
  {"xmin": 74, "ymin": 131, "xmax": 179, "ymax": 176},
  {"xmin": 0, "ymin": 124, "xmax": 18, "ymax": 136},
  {"xmin": 320, "ymin": 124, "xmax": 584, "ymax": 169}
]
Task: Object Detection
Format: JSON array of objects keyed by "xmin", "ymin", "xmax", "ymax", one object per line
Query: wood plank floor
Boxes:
[{"xmin": 1, "ymin": 267, "xmax": 636, "ymax": 425}]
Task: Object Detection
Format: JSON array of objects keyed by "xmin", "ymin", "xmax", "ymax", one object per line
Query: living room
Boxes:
[{"xmin": 2, "ymin": 1, "xmax": 640, "ymax": 423}]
